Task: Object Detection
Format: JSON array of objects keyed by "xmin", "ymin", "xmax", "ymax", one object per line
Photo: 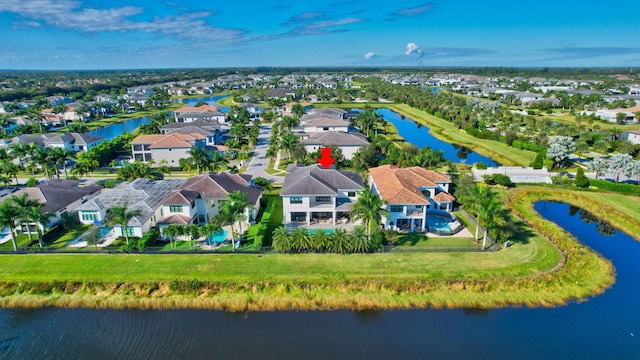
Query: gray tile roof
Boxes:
[
  {"xmin": 163, "ymin": 171, "xmax": 262, "ymax": 205},
  {"xmin": 11, "ymin": 179, "xmax": 102, "ymax": 214},
  {"xmin": 281, "ymin": 164, "xmax": 363, "ymax": 196},
  {"xmin": 76, "ymin": 178, "xmax": 186, "ymax": 226},
  {"xmin": 303, "ymin": 116, "xmax": 350, "ymax": 128},
  {"xmin": 302, "ymin": 131, "xmax": 368, "ymax": 146}
]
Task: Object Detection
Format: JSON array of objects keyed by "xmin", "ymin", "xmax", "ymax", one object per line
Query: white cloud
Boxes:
[
  {"xmin": 405, "ymin": 42, "xmax": 423, "ymax": 55},
  {"xmin": 364, "ymin": 52, "xmax": 377, "ymax": 60},
  {"xmin": 0, "ymin": 0, "xmax": 244, "ymax": 43}
]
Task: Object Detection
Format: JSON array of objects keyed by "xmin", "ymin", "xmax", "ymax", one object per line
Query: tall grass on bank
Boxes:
[{"xmin": 0, "ymin": 188, "xmax": 627, "ymax": 311}]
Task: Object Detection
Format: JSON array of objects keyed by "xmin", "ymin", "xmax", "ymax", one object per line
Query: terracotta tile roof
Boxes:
[
  {"xmin": 434, "ymin": 192, "xmax": 455, "ymax": 202},
  {"xmin": 132, "ymin": 133, "xmax": 205, "ymax": 149},
  {"xmin": 369, "ymin": 165, "xmax": 453, "ymax": 205},
  {"xmin": 163, "ymin": 171, "xmax": 262, "ymax": 205}
]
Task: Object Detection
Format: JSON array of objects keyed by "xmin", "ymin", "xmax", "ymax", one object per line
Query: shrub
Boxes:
[
  {"xmin": 26, "ymin": 178, "xmax": 38, "ymax": 187},
  {"xmin": 484, "ymin": 174, "xmax": 514, "ymax": 188},
  {"xmin": 551, "ymin": 175, "xmax": 573, "ymax": 186},
  {"xmin": 475, "ymin": 162, "xmax": 488, "ymax": 170},
  {"xmin": 104, "ymin": 179, "xmax": 117, "ymax": 188},
  {"xmin": 574, "ymin": 167, "xmax": 590, "ymax": 188},
  {"xmin": 531, "ymin": 152, "xmax": 545, "ymax": 169}
]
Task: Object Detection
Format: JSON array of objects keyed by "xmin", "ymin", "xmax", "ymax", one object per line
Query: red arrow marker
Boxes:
[{"xmin": 317, "ymin": 147, "xmax": 336, "ymax": 169}]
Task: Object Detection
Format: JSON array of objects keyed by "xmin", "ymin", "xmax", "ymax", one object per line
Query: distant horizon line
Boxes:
[{"xmin": 0, "ymin": 65, "xmax": 637, "ymax": 73}]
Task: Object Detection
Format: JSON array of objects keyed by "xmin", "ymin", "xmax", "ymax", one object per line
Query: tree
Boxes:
[
  {"xmin": 349, "ymin": 226, "xmax": 370, "ymax": 253},
  {"xmin": 574, "ymin": 167, "xmax": 590, "ymax": 188},
  {"xmin": 546, "ymin": 136, "xmax": 575, "ymax": 168},
  {"xmin": 31, "ymin": 146, "xmax": 54, "ymax": 180},
  {"xmin": 186, "ymin": 147, "xmax": 210, "ymax": 174},
  {"xmin": 608, "ymin": 153, "xmax": 632, "ymax": 183},
  {"xmin": 51, "ymin": 147, "xmax": 76, "ymax": 179},
  {"xmin": 25, "ymin": 206, "xmax": 55, "ymax": 248},
  {"xmin": 291, "ymin": 227, "xmax": 311, "ymax": 252},
  {"xmin": 107, "ymin": 201, "xmax": 141, "ymax": 245},
  {"xmin": 206, "ymin": 152, "xmax": 228, "ymax": 172},
  {"xmin": 272, "ymin": 226, "xmax": 292, "ymax": 253},
  {"xmin": 350, "ymin": 187, "xmax": 389, "ymax": 243},
  {"xmin": 624, "ymin": 160, "xmax": 640, "ymax": 185},
  {"xmin": 201, "ymin": 223, "xmax": 222, "ymax": 247},
  {"xmin": 329, "ymin": 228, "xmax": 350, "ymax": 254},
  {"xmin": 616, "ymin": 112, "xmax": 626, "ymax": 125},
  {"xmin": 162, "ymin": 224, "xmax": 180, "ymax": 251},
  {"xmin": 0, "ymin": 200, "xmax": 21, "ymax": 251},
  {"xmin": 84, "ymin": 225, "xmax": 101, "ymax": 251},
  {"xmin": 588, "ymin": 157, "xmax": 608, "ymax": 180},
  {"xmin": 289, "ymin": 103, "xmax": 304, "ymax": 119},
  {"xmin": 11, "ymin": 193, "xmax": 42, "ymax": 242},
  {"xmin": 253, "ymin": 177, "xmax": 274, "ymax": 193}
]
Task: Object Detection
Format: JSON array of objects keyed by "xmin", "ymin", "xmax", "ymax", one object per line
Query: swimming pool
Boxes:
[
  {"xmin": 207, "ymin": 229, "xmax": 228, "ymax": 244},
  {"xmin": 97, "ymin": 227, "xmax": 112, "ymax": 238},
  {"xmin": 427, "ymin": 214, "xmax": 460, "ymax": 235},
  {"xmin": 307, "ymin": 229, "xmax": 335, "ymax": 234}
]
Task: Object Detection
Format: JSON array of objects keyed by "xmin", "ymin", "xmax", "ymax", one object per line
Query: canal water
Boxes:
[
  {"xmin": 0, "ymin": 201, "xmax": 637, "ymax": 359},
  {"xmin": 377, "ymin": 108, "xmax": 498, "ymax": 166}
]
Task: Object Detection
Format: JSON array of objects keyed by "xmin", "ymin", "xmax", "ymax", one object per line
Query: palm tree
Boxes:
[
  {"xmin": 162, "ymin": 225, "xmax": 180, "ymax": 250},
  {"xmin": 9, "ymin": 143, "xmax": 32, "ymax": 170},
  {"xmin": 350, "ymin": 188, "xmax": 389, "ymax": 243},
  {"xmin": 0, "ymin": 200, "xmax": 21, "ymax": 251},
  {"xmin": 291, "ymin": 103, "xmax": 305, "ymax": 119},
  {"xmin": 187, "ymin": 147, "xmax": 210, "ymax": 174},
  {"xmin": 349, "ymin": 226, "xmax": 370, "ymax": 253},
  {"xmin": 11, "ymin": 193, "xmax": 41, "ymax": 242},
  {"xmin": 310, "ymin": 229, "xmax": 330, "ymax": 252},
  {"xmin": 107, "ymin": 201, "xmax": 141, "ymax": 245},
  {"xmin": 290, "ymin": 227, "xmax": 311, "ymax": 252},
  {"xmin": 201, "ymin": 223, "xmax": 222, "ymax": 247},
  {"xmin": 272, "ymin": 226, "xmax": 292, "ymax": 253},
  {"xmin": 207, "ymin": 152, "xmax": 229, "ymax": 172},
  {"xmin": 51, "ymin": 147, "xmax": 76, "ymax": 179},
  {"xmin": 25, "ymin": 206, "xmax": 55, "ymax": 248},
  {"xmin": 329, "ymin": 228, "xmax": 350, "ymax": 254},
  {"xmin": 220, "ymin": 190, "xmax": 250, "ymax": 251},
  {"xmin": 31, "ymin": 146, "xmax": 54, "ymax": 180},
  {"xmin": 1, "ymin": 161, "xmax": 20, "ymax": 186}
]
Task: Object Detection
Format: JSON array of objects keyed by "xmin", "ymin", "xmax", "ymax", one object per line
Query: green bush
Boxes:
[
  {"xmin": 26, "ymin": 178, "xmax": 38, "ymax": 187},
  {"xmin": 475, "ymin": 162, "xmax": 488, "ymax": 170},
  {"xmin": 574, "ymin": 168, "xmax": 590, "ymax": 188}
]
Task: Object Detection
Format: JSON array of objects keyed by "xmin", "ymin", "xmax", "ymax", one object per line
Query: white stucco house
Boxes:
[
  {"xmin": 76, "ymin": 178, "xmax": 186, "ymax": 239},
  {"xmin": 368, "ymin": 165, "xmax": 456, "ymax": 232},
  {"xmin": 301, "ymin": 131, "xmax": 369, "ymax": 160},
  {"xmin": 281, "ymin": 164, "xmax": 364, "ymax": 226},
  {"xmin": 130, "ymin": 133, "xmax": 206, "ymax": 165}
]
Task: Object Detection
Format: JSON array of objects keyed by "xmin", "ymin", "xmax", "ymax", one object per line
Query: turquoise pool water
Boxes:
[
  {"xmin": 207, "ymin": 229, "xmax": 228, "ymax": 244},
  {"xmin": 97, "ymin": 227, "xmax": 112, "ymax": 238},
  {"xmin": 427, "ymin": 215, "xmax": 456, "ymax": 232},
  {"xmin": 307, "ymin": 229, "xmax": 335, "ymax": 234}
]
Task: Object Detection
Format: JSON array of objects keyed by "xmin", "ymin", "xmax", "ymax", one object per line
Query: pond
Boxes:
[
  {"xmin": 0, "ymin": 201, "xmax": 638, "ymax": 358},
  {"xmin": 377, "ymin": 108, "xmax": 498, "ymax": 166},
  {"xmin": 174, "ymin": 94, "xmax": 231, "ymax": 113}
]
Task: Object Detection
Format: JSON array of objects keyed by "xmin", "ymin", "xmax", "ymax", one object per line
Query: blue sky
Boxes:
[{"xmin": 1, "ymin": 0, "xmax": 639, "ymax": 70}]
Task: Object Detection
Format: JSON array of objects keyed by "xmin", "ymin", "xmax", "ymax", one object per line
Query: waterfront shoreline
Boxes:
[{"xmin": 0, "ymin": 187, "xmax": 624, "ymax": 311}]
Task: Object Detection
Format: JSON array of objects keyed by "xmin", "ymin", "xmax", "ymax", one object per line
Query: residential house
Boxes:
[
  {"xmin": 173, "ymin": 105, "xmax": 226, "ymax": 124},
  {"xmin": 130, "ymin": 133, "xmax": 206, "ymax": 165},
  {"xmin": 76, "ymin": 178, "xmax": 185, "ymax": 238},
  {"xmin": 160, "ymin": 120, "xmax": 223, "ymax": 146},
  {"xmin": 281, "ymin": 164, "xmax": 364, "ymax": 226},
  {"xmin": 595, "ymin": 108, "xmax": 637, "ymax": 123},
  {"xmin": 302, "ymin": 116, "xmax": 351, "ymax": 133},
  {"xmin": 625, "ymin": 130, "xmax": 640, "ymax": 145},
  {"xmin": 5, "ymin": 179, "xmax": 102, "ymax": 232},
  {"xmin": 301, "ymin": 131, "xmax": 369, "ymax": 160},
  {"xmin": 265, "ymin": 87, "xmax": 296, "ymax": 100},
  {"xmin": 157, "ymin": 171, "xmax": 262, "ymax": 233},
  {"xmin": 0, "ymin": 133, "xmax": 104, "ymax": 153},
  {"xmin": 368, "ymin": 165, "xmax": 455, "ymax": 232}
]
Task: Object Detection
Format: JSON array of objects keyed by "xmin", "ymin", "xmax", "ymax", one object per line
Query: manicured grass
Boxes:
[
  {"xmin": 393, "ymin": 233, "xmax": 477, "ymax": 249},
  {"xmin": 0, "ymin": 187, "xmax": 631, "ymax": 311},
  {"xmin": 387, "ymin": 104, "xmax": 535, "ymax": 166}
]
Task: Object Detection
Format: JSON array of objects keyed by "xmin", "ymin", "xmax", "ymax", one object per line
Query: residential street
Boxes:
[{"xmin": 242, "ymin": 122, "xmax": 284, "ymax": 184}]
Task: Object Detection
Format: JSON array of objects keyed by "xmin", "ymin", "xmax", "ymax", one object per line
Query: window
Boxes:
[
  {"xmin": 169, "ymin": 205, "xmax": 182, "ymax": 212},
  {"xmin": 198, "ymin": 215, "xmax": 206, "ymax": 224},
  {"xmin": 322, "ymin": 127, "xmax": 329, "ymax": 131},
  {"xmin": 389, "ymin": 205, "xmax": 404, "ymax": 213},
  {"xmin": 347, "ymin": 192, "xmax": 356, "ymax": 197},
  {"xmin": 133, "ymin": 144, "xmax": 142, "ymax": 151},
  {"xmin": 315, "ymin": 196, "xmax": 331, "ymax": 203},
  {"xmin": 290, "ymin": 197, "xmax": 302, "ymax": 204},
  {"xmin": 124, "ymin": 227, "xmax": 135, "ymax": 236},
  {"xmin": 81, "ymin": 212, "xmax": 99, "ymax": 221}
]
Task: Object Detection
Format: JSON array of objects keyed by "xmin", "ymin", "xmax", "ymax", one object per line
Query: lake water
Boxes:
[
  {"xmin": 0, "ymin": 201, "xmax": 638, "ymax": 359},
  {"xmin": 88, "ymin": 117, "xmax": 151, "ymax": 141},
  {"xmin": 87, "ymin": 95, "xmax": 230, "ymax": 141},
  {"xmin": 377, "ymin": 108, "xmax": 498, "ymax": 166}
]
